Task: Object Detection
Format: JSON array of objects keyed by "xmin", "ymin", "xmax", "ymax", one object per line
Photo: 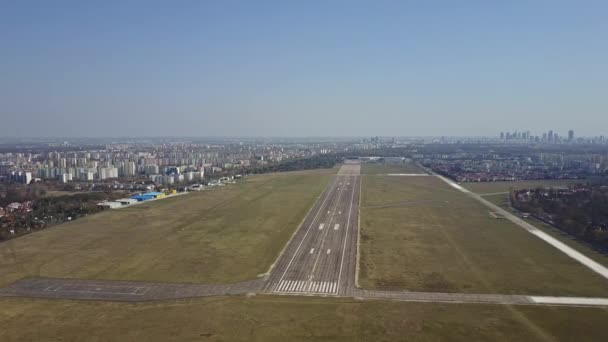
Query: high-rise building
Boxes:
[
  {"xmin": 9, "ymin": 171, "xmax": 32, "ymax": 184},
  {"xmin": 568, "ymin": 130, "xmax": 574, "ymax": 141},
  {"xmin": 145, "ymin": 165, "xmax": 159, "ymax": 175},
  {"xmin": 125, "ymin": 161, "xmax": 136, "ymax": 176}
]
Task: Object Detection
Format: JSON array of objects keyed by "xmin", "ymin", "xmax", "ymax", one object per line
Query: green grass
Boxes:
[
  {"xmin": 361, "ymin": 162, "xmax": 426, "ymax": 175},
  {"xmin": 0, "ymin": 169, "xmax": 334, "ymax": 287},
  {"xmin": 463, "ymin": 179, "xmax": 582, "ymax": 194},
  {"xmin": 359, "ymin": 171, "xmax": 608, "ymax": 296},
  {"xmin": 1, "ymin": 296, "xmax": 607, "ymax": 341},
  {"xmin": 484, "ymin": 193, "xmax": 608, "ymax": 268}
]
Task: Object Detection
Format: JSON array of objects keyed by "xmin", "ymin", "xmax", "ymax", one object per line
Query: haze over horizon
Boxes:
[{"xmin": 2, "ymin": 1, "xmax": 607, "ymax": 138}]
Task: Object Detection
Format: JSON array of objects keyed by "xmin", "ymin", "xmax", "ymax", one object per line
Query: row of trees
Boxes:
[
  {"xmin": 0, "ymin": 183, "xmax": 48, "ymax": 207},
  {"xmin": 511, "ymin": 187, "xmax": 608, "ymax": 251},
  {"xmin": 0, "ymin": 192, "xmax": 121, "ymax": 241},
  {"xmin": 247, "ymin": 154, "xmax": 340, "ymax": 174}
]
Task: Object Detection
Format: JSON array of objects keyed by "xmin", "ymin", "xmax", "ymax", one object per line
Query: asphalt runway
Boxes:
[
  {"xmin": 264, "ymin": 164, "xmax": 361, "ymax": 296},
  {"xmin": 0, "ymin": 277, "xmax": 265, "ymax": 302}
]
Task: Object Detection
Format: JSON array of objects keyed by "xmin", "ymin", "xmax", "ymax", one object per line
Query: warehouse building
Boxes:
[
  {"xmin": 131, "ymin": 192, "xmax": 166, "ymax": 202},
  {"xmin": 116, "ymin": 198, "xmax": 138, "ymax": 205},
  {"xmin": 97, "ymin": 201, "xmax": 122, "ymax": 209}
]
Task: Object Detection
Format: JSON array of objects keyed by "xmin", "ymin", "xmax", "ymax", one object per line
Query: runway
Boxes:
[
  {"xmin": 264, "ymin": 164, "xmax": 360, "ymax": 296},
  {"xmin": 0, "ymin": 277, "xmax": 266, "ymax": 302}
]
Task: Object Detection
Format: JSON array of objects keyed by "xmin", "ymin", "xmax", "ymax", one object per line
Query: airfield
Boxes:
[{"xmin": 2, "ymin": 162, "xmax": 608, "ymax": 340}]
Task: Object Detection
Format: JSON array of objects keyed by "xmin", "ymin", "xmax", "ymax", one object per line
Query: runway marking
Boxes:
[
  {"xmin": 530, "ymin": 296, "xmax": 608, "ymax": 306},
  {"xmin": 308, "ymin": 175, "xmax": 348, "ymax": 285},
  {"xmin": 274, "ymin": 178, "xmax": 339, "ymax": 289},
  {"xmin": 310, "ymin": 248, "xmax": 314, "ymax": 254},
  {"xmin": 319, "ymin": 223, "xmax": 325, "ymax": 230},
  {"xmin": 327, "ymin": 249, "xmax": 331, "ymax": 254},
  {"xmin": 327, "ymin": 211, "xmax": 330, "ymax": 214},
  {"xmin": 334, "ymin": 224, "xmax": 340, "ymax": 230},
  {"xmin": 46, "ymin": 284, "xmax": 152, "ymax": 295},
  {"xmin": 337, "ymin": 176, "xmax": 358, "ymax": 294},
  {"xmin": 274, "ymin": 280, "xmax": 339, "ymax": 294},
  {"xmin": 338, "ymin": 211, "xmax": 341, "ymax": 214}
]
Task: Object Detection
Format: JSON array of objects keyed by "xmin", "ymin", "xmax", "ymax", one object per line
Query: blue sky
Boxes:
[{"xmin": 1, "ymin": 1, "xmax": 607, "ymax": 137}]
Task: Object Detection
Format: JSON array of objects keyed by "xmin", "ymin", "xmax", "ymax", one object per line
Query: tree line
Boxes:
[{"xmin": 511, "ymin": 186, "xmax": 608, "ymax": 252}]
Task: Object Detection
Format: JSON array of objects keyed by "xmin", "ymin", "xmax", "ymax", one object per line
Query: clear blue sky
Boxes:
[{"xmin": 1, "ymin": 1, "xmax": 607, "ymax": 137}]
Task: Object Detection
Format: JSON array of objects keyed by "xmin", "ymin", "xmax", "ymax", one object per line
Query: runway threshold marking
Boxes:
[
  {"xmin": 274, "ymin": 280, "xmax": 337, "ymax": 294},
  {"xmin": 274, "ymin": 177, "xmax": 339, "ymax": 289},
  {"xmin": 334, "ymin": 224, "xmax": 340, "ymax": 230},
  {"xmin": 310, "ymin": 248, "xmax": 315, "ymax": 254},
  {"xmin": 327, "ymin": 249, "xmax": 331, "ymax": 254},
  {"xmin": 319, "ymin": 223, "xmax": 325, "ymax": 230}
]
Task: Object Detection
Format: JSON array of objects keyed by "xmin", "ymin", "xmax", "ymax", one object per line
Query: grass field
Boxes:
[
  {"xmin": 484, "ymin": 193, "xmax": 608, "ymax": 268},
  {"xmin": 359, "ymin": 165, "xmax": 608, "ymax": 296},
  {"xmin": 361, "ymin": 162, "xmax": 427, "ymax": 175},
  {"xmin": 1, "ymin": 296, "xmax": 607, "ymax": 341},
  {"xmin": 0, "ymin": 169, "xmax": 334, "ymax": 287},
  {"xmin": 463, "ymin": 179, "xmax": 582, "ymax": 194}
]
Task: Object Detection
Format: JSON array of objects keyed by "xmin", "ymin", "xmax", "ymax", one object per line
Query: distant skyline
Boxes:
[{"xmin": 1, "ymin": 1, "xmax": 607, "ymax": 137}]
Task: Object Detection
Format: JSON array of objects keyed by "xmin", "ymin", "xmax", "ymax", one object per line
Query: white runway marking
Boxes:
[
  {"xmin": 274, "ymin": 280, "xmax": 338, "ymax": 294},
  {"xmin": 327, "ymin": 249, "xmax": 331, "ymax": 254},
  {"xmin": 337, "ymin": 175, "xmax": 357, "ymax": 292},
  {"xmin": 338, "ymin": 211, "xmax": 341, "ymax": 214},
  {"xmin": 530, "ymin": 296, "xmax": 608, "ymax": 306},
  {"xmin": 334, "ymin": 224, "xmax": 340, "ymax": 230},
  {"xmin": 275, "ymin": 177, "xmax": 339, "ymax": 289},
  {"xmin": 319, "ymin": 223, "xmax": 325, "ymax": 230},
  {"xmin": 309, "ymin": 248, "xmax": 314, "ymax": 254}
]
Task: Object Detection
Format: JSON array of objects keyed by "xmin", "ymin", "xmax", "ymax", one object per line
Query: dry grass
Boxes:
[
  {"xmin": 358, "ymin": 165, "xmax": 608, "ymax": 296},
  {"xmin": 0, "ymin": 169, "xmax": 334, "ymax": 286},
  {"xmin": 2, "ymin": 296, "xmax": 608, "ymax": 341},
  {"xmin": 361, "ymin": 162, "xmax": 427, "ymax": 175}
]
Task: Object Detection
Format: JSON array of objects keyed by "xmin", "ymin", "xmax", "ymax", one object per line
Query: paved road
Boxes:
[
  {"xmin": 0, "ymin": 277, "xmax": 265, "ymax": 302},
  {"xmin": 264, "ymin": 164, "xmax": 360, "ymax": 296}
]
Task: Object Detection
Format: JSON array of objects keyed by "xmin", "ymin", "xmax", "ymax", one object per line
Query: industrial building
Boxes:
[
  {"xmin": 115, "ymin": 198, "xmax": 138, "ymax": 205},
  {"xmin": 97, "ymin": 201, "xmax": 122, "ymax": 209},
  {"xmin": 131, "ymin": 192, "xmax": 166, "ymax": 201}
]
